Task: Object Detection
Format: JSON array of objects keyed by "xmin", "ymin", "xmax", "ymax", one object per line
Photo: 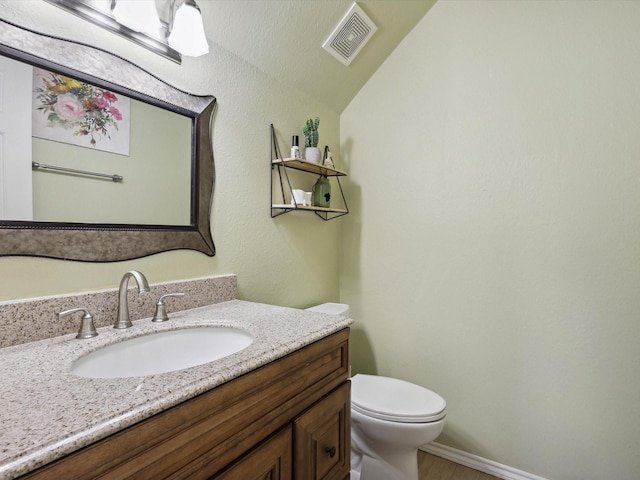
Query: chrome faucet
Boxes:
[{"xmin": 114, "ymin": 270, "xmax": 150, "ymax": 329}]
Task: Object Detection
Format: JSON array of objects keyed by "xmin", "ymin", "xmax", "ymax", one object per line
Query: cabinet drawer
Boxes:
[
  {"xmin": 294, "ymin": 382, "xmax": 350, "ymax": 480},
  {"xmin": 212, "ymin": 426, "xmax": 292, "ymax": 480}
]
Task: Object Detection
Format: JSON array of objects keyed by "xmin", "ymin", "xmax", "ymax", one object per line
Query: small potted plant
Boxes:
[{"xmin": 302, "ymin": 117, "xmax": 321, "ymax": 163}]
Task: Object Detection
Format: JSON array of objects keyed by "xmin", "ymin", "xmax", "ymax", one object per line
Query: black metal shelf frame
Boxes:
[{"xmin": 270, "ymin": 124, "xmax": 349, "ymax": 221}]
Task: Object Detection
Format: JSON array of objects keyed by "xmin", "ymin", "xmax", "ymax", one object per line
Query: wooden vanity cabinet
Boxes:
[
  {"xmin": 214, "ymin": 382, "xmax": 351, "ymax": 480},
  {"xmin": 22, "ymin": 328, "xmax": 350, "ymax": 480}
]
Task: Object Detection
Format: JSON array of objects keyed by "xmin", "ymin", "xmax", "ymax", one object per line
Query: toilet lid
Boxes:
[{"xmin": 351, "ymin": 374, "xmax": 446, "ymax": 423}]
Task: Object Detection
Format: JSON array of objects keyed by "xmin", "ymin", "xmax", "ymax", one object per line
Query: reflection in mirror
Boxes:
[
  {"xmin": 3, "ymin": 61, "xmax": 193, "ymax": 225},
  {"xmin": 0, "ymin": 19, "xmax": 216, "ymax": 261}
]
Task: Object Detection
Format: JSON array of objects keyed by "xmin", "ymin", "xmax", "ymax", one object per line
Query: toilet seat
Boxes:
[{"xmin": 351, "ymin": 374, "xmax": 446, "ymax": 423}]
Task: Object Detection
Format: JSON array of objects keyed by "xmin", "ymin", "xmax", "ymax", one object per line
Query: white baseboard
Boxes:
[{"xmin": 420, "ymin": 442, "xmax": 548, "ymax": 480}]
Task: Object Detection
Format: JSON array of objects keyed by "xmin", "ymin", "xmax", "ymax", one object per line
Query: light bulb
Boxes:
[
  {"xmin": 113, "ymin": 0, "xmax": 162, "ymax": 35},
  {"xmin": 168, "ymin": 0, "xmax": 209, "ymax": 57}
]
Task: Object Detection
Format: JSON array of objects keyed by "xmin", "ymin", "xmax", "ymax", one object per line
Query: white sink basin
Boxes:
[{"xmin": 72, "ymin": 326, "xmax": 253, "ymax": 378}]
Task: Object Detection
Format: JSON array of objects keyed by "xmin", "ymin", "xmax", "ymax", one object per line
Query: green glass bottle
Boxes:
[{"xmin": 312, "ymin": 176, "xmax": 331, "ymax": 208}]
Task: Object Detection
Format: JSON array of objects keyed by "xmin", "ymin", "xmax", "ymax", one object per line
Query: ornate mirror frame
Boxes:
[{"xmin": 0, "ymin": 20, "xmax": 215, "ymax": 261}]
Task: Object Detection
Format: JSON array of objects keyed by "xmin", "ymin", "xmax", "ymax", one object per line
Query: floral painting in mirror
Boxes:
[{"xmin": 32, "ymin": 67, "xmax": 131, "ymax": 155}]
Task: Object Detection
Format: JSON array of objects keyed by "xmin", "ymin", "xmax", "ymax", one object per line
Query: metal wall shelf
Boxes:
[{"xmin": 270, "ymin": 124, "xmax": 349, "ymax": 221}]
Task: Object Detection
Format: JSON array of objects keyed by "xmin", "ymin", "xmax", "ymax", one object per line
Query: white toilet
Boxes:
[{"xmin": 305, "ymin": 303, "xmax": 447, "ymax": 480}]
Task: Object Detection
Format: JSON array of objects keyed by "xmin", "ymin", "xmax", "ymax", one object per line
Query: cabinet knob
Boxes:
[{"xmin": 325, "ymin": 446, "xmax": 336, "ymax": 458}]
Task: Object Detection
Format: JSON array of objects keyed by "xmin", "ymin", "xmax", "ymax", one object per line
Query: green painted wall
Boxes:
[{"xmin": 341, "ymin": 1, "xmax": 640, "ymax": 479}]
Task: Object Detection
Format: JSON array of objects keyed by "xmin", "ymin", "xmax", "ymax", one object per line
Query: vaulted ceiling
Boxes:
[
  {"xmin": 1, "ymin": 1, "xmax": 436, "ymax": 113},
  {"xmin": 198, "ymin": 1, "xmax": 436, "ymax": 112}
]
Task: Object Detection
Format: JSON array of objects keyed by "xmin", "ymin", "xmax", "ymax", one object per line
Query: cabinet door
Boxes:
[
  {"xmin": 294, "ymin": 382, "xmax": 350, "ymax": 480},
  {"xmin": 212, "ymin": 426, "xmax": 292, "ymax": 480}
]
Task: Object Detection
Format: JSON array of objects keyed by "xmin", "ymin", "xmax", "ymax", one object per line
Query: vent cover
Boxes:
[{"xmin": 322, "ymin": 3, "xmax": 377, "ymax": 66}]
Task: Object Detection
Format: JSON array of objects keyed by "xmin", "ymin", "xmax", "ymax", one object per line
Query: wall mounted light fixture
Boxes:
[
  {"xmin": 112, "ymin": 0, "xmax": 163, "ymax": 34},
  {"xmin": 43, "ymin": 0, "xmax": 209, "ymax": 64}
]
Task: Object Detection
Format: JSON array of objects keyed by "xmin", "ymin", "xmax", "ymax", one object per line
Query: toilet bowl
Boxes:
[
  {"xmin": 350, "ymin": 374, "xmax": 446, "ymax": 480},
  {"xmin": 305, "ymin": 303, "xmax": 447, "ymax": 480}
]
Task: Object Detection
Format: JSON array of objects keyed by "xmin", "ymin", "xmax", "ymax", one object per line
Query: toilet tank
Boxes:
[{"xmin": 305, "ymin": 303, "xmax": 350, "ymax": 316}]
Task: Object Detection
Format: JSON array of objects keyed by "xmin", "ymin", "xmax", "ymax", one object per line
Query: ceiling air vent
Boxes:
[{"xmin": 322, "ymin": 2, "xmax": 378, "ymax": 66}]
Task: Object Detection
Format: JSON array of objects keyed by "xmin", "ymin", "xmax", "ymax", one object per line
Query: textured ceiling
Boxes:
[
  {"xmin": 197, "ymin": 1, "xmax": 437, "ymax": 112},
  {"xmin": 1, "ymin": 0, "xmax": 436, "ymax": 113}
]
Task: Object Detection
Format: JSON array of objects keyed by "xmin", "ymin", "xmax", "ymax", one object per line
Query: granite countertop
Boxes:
[{"xmin": 0, "ymin": 300, "xmax": 352, "ymax": 480}]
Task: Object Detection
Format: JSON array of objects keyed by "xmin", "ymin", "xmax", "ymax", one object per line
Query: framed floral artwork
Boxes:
[{"xmin": 32, "ymin": 67, "xmax": 130, "ymax": 155}]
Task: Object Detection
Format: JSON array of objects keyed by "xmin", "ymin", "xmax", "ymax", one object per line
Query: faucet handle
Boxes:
[
  {"xmin": 152, "ymin": 293, "xmax": 185, "ymax": 322},
  {"xmin": 59, "ymin": 307, "xmax": 98, "ymax": 339}
]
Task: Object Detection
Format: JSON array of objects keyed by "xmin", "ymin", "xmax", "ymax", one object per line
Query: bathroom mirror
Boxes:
[{"xmin": 0, "ymin": 20, "xmax": 215, "ymax": 261}]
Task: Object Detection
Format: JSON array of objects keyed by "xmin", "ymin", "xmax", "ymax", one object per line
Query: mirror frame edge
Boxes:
[{"xmin": 0, "ymin": 19, "xmax": 216, "ymax": 262}]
